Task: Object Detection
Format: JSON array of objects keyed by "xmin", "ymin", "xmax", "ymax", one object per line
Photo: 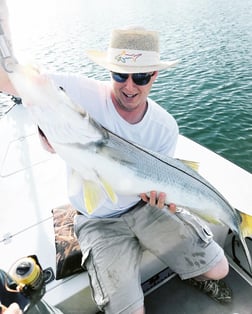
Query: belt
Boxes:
[
  {"xmin": 77, "ymin": 200, "xmax": 146, "ymax": 216},
  {"xmin": 125, "ymin": 199, "xmax": 146, "ymax": 213}
]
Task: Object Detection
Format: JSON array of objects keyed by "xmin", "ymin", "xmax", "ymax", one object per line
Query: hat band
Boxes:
[{"xmin": 107, "ymin": 48, "xmax": 160, "ymax": 68}]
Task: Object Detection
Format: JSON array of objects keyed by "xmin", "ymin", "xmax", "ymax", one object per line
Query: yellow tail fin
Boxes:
[{"xmin": 240, "ymin": 212, "xmax": 252, "ymax": 238}]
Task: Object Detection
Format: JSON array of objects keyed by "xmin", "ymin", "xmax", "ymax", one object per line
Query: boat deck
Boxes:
[
  {"xmin": 144, "ymin": 233, "xmax": 252, "ymax": 314},
  {"xmin": 145, "ymin": 266, "xmax": 252, "ymax": 314}
]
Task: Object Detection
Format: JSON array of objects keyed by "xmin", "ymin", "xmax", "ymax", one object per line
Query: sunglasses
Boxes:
[{"xmin": 111, "ymin": 71, "xmax": 155, "ymax": 86}]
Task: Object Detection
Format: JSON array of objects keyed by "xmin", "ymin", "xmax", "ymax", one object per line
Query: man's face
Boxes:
[{"xmin": 111, "ymin": 71, "xmax": 158, "ymax": 112}]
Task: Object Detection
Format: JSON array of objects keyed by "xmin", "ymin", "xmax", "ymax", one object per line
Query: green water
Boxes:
[{"xmin": 1, "ymin": 0, "xmax": 251, "ymax": 172}]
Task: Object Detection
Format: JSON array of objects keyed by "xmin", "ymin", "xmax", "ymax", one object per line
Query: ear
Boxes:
[{"xmin": 152, "ymin": 71, "xmax": 159, "ymax": 80}]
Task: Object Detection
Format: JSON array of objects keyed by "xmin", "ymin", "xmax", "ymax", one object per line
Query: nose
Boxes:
[{"xmin": 124, "ymin": 75, "xmax": 135, "ymax": 89}]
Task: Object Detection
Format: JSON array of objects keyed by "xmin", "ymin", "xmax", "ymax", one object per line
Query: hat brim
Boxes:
[{"xmin": 86, "ymin": 50, "xmax": 179, "ymax": 73}]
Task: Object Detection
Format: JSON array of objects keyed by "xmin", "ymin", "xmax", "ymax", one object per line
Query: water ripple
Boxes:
[{"xmin": 1, "ymin": 0, "xmax": 251, "ymax": 172}]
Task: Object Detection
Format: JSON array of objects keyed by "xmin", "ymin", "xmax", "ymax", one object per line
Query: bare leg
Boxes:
[
  {"xmin": 188, "ymin": 256, "xmax": 232, "ymax": 304},
  {"xmin": 133, "ymin": 306, "xmax": 145, "ymax": 314},
  {"xmin": 196, "ymin": 255, "xmax": 229, "ymax": 281}
]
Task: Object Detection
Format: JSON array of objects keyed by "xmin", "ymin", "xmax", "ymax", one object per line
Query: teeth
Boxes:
[{"xmin": 122, "ymin": 91, "xmax": 137, "ymax": 98}]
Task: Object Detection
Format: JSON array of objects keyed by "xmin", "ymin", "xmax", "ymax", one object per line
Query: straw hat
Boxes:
[{"xmin": 86, "ymin": 27, "xmax": 179, "ymax": 73}]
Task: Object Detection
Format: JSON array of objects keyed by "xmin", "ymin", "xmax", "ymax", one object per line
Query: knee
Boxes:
[
  {"xmin": 133, "ymin": 306, "xmax": 145, "ymax": 314},
  {"xmin": 202, "ymin": 256, "xmax": 229, "ymax": 280}
]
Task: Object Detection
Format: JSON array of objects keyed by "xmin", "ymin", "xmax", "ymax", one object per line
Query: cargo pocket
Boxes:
[
  {"xmin": 83, "ymin": 248, "xmax": 109, "ymax": 310},
  {"xmin": 175, "ymin": 207, "xmax": 213, "ymax": 245}
]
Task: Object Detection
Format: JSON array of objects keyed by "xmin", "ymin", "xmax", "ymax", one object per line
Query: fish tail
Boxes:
[
  {"xmin": 240, "ymin": 212, "xmax": 252, "ymax": 238},
  {"xmin": 238, "ymin": 211, "xmax": 252, "ymax": 274}
]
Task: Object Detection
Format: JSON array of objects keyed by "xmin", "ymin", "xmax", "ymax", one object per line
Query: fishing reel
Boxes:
[{"xmin": 4, "ymin": 255, "xmax": 46, "ymax": 312}]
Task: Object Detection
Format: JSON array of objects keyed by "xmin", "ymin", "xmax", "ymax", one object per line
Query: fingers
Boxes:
[
  {"xmin": 140, "ymin": 191, "xmax": 161, "ymax": 207},
  {"xmin": 168, "ymin": 203, "xmax": 177, "ymax": 214},
  {"xmin": 149, "ymin": 191, "xmax": 158, "ymax": 207},
  {"xmin": 139, "ymin": 193, "xmax": 149, "ymax": 203},
  {"xmin": 3, "ymin": 303, "xmax": 22, "ymax": 314},
  {"xmin": 140, "ymin": 191, "xmax": 176, "ymax": 213},
  {"xmin": 154, "ymin": 191, "xmax": 166, "ymax": 208}
]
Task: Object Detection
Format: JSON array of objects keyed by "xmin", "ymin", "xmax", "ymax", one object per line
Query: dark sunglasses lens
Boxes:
[
  {"xmin": 111, "ymin": 72, "xmax": 154, "ymax": 85},
  {"xmin": 132, "ymin": 73, "xmax": 152, "ymax": 86},
  {"xmin": 111, "ymin": 72, "xmax": 129, "ymax": 83}
]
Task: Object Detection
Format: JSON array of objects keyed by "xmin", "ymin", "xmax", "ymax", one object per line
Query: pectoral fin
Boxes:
[
  {"xmin": 83, "ymin": 180, "xmax": 105, "ymax": 214},
  {"xmin": 83, "ymin": 176, "xmax": 118, "ymax": 214},
  {"xmin": 195, "ymin": 213, "xmax": 223, "ymax": 225},
  {"xmin": 99, "ymin": 176, "xmax": 118, "ymax": 204}
]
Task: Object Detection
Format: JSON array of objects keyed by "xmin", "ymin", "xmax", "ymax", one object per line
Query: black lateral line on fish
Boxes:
[{"xmin": 101, "ymin": 125, "xmax": 236, "ymax": 211}]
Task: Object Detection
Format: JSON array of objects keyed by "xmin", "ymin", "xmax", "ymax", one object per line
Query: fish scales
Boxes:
[{"xmin": 96, "ymin": 129, "xmax": 241, "ymax": 231}]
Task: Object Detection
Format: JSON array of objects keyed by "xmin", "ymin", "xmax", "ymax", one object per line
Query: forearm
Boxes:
[
  {"xmin": 0, "ymin": 65, "xmax": 17, "ymax": 95},
  {"xmin": 0, "ymin": 0, "xmax": 18, "ymax": 96}
]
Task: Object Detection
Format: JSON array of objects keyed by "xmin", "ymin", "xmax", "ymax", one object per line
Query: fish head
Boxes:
[
  {"xmin": 8, "ymin": 63, "xmax": 104, "ymax": 145},
  {"xmin": 8, "ymin": 64, "xmax": 64, "ymax": 108}
]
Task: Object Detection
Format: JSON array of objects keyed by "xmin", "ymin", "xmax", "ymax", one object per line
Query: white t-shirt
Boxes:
[{"xmin": 50, "ymin": 73, "xmax": 179, "ymax": 217}]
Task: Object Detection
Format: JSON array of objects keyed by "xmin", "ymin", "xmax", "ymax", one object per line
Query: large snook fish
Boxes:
[{"xmin": 6, "ymin": 63, "xmax": 252, "ymax": 273}]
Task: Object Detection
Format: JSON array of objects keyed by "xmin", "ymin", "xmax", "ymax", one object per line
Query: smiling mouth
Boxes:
[{"xmin": 123, "ymin": 92, "xmax": 137, "ymax": 98}]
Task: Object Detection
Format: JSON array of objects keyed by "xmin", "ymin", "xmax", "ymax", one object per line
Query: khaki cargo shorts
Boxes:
[{"xmin": 74, "ymin": 203, "xmax": 224, "ymax": 313}]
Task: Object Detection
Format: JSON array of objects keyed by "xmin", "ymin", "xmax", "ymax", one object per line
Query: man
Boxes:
[{"xmin": 0, "ymin": 17, "xmax": 231, "ymax": 313}]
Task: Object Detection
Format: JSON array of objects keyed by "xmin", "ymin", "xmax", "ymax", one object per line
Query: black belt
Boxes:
[
  {"xmin": 77, "ymin": 200, "xmax": 146, "ymax": 216},
  {"xmin": 125, "ymin": 199, "xmax": 146, "ymax": 213}
]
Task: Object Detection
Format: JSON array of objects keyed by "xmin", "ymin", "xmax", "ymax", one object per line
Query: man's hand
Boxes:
[
  {"xmin": 140, "ymin": 191, "xmax": 176, "ymax": 213},
  {"xmin": 38, "ymin": 127, "xmax": 56, "ymax": 153},
  {"xmin": 2, "ymin": 303, "xmax": 22, "ymax": 314}
]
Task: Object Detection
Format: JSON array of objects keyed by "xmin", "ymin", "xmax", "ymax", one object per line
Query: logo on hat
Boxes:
[{"xmin": 115, "ymin": 50, "xmax": 142, "ymax": 64}]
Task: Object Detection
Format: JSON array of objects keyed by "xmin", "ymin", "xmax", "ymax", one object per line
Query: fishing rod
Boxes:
[{"xmin": 0, "ymin": 1, "xmax": 17, "ymax": 72}]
